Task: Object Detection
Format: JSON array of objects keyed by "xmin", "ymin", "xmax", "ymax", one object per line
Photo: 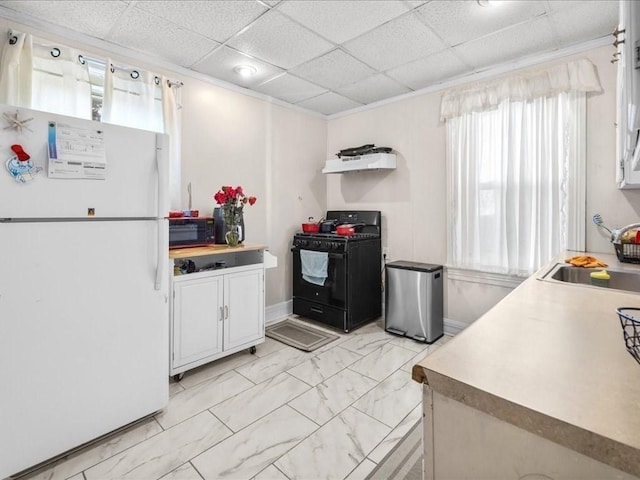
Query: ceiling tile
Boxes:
[
  {"xmin": 227, "ymin": 10, "xmax": 334, "ymax": 69},
  {"xmin": 416, "ymin": 0, "xmax": 547, "ymax": 47},
  {"xmin": 344, "ymin": 13, "xmax": 446, "ymax": 71},
  {"xmin": 334, "ymin": 74, "xmax": 412, "ymax": 105},
  {"xmin": 296, "ymin": 92, "xmax": 362, "ymax": 115},
  {"xmin": 0, "ymin": 0, "xmax": 621, "ymax": 116},
  {"xmin": 386, "ymin": 49, "xmax": 469, "ymax": 90},
  {"xmin": 454, "ymin": 16, "xmax": 557, "ymax": 70},
  {"xmin": 0, "ymin": 1, "xmax": 128, "ymax": 38},
  {"xmin": 546, "ymin": 0, "xmax": 616, "ymax": 14},
  {"xmin": 108, "ymin": 6, "xmax": 220, "ymax": 67},
  {"xmin": 547, "ymin": 2, "xmax": 618, "ymax": 45},
  {"xmin": 134, "ymin": 1, "xmax": 268, "ymax": 43},
  {"xmin": 191, "ymin": 46, "xmax": 284, "ymax": 87},
  {"xmin": 290, "ymin": 49, "xmax": 376, "ymax": 90},
  {"xmin": 277, "ymin": 0, "xmax": 410, "ymax": 44},
  {"xmin": 403, "ymin": 1, "xmax": 428, "ymax": 7},
  {"xmin": 253, "ymin": 73, "xmax": 328, "ymax": 104}
]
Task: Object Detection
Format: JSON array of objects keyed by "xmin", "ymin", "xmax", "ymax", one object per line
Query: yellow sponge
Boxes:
[{"xmin": 590, "ymin": 270, "xmax": 610, "ymax": 280}]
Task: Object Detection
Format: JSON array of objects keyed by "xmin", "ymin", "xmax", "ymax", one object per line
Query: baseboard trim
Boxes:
[
  {"xmin": 267, "ymin": 301, "xmax": 467, "ymax": 336},
  {"xmin": 444, "ymin": 317, "xmax": 467, "ymax": 336},
  {"xmin": 266, "ymin": 300, "xmax": 292, "ymax": 326}
]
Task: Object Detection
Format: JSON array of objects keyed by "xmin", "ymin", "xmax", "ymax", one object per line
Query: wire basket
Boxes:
[
  {"xmin": 614, "ymin": 243, "xmax": 640, "ymax": 264},
  {"xmin": 616, "ymin": 307, "xmax": 640, "ymax": 364}
]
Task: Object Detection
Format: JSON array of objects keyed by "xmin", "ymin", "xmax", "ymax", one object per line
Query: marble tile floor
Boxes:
[{"xmin": 22, "ymin": 317, "xmax": 450, "ymax": 480}]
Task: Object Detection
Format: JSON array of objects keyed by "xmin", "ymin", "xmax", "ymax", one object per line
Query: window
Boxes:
[{"xmin": 442, "ymin": 60, "xmax": 600, "ymax": 276}]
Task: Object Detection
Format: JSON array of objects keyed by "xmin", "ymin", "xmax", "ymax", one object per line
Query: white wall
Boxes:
[
  {"xmin": 326, "ymin": 93, "xmax": 447, "ymax": 265},
  {"xmin": 267, "ymin": 103, "xmax": 327, "ymax": 307},
  {"xmin": 327, "ymin": 44, "xmax": 640, "ymax": 325},
  {"xmin": 179, "ymin": 80, "xmax": 329, "ymax": 310}
]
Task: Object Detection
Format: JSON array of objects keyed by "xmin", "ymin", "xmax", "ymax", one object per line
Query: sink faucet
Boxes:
[{"xmin": 612, "ymin": 223, "xmax": 640, "ymax": 244}]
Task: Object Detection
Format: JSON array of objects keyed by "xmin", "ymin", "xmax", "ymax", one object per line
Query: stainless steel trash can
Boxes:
[{"xmin": 385, "ymin": 261, "xmax": 443, "ymax": 343}]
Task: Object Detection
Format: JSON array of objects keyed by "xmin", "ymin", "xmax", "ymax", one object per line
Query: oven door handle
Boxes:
[{"xmin": 291, "ymin": 248, "xmax": 346, "ymax": 259}]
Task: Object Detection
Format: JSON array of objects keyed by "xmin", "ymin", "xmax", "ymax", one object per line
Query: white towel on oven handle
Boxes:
[{"xmin": 300, "ymin": 250, "xmax": 328, "ymax": 286}]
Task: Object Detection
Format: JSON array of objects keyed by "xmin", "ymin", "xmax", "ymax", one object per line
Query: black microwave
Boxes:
[{"xmin": 169, "ymin": 217, "xmax": 215, "ymax": 249}]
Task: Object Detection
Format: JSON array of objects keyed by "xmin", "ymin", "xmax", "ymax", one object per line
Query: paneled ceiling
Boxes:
[{"xmin": 0, "ymin": 0, "xmax": 619, "ymax": 116}]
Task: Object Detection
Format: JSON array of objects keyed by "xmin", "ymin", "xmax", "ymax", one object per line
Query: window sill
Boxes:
[{"xmin": 445, "ymin": 266, "xmax": 525, "ymax": 289}]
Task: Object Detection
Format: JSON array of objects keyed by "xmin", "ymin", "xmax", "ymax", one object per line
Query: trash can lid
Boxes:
[{"xmin": 386, "ymin": 261, "xmax": 443, "ymax": 272}]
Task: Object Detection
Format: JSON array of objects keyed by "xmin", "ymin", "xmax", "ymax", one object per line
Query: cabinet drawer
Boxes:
[{"xmin": 293, "ymin": 298, "xmax": 346, "ymax": 331}]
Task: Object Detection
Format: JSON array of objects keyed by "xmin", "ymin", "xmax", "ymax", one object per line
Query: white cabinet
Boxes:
[
  {"xmin": 169, "ymin": 248, "xmax": 266, "ymax": 380},
  {"xmin": 616, "ymin": 0, "xmax": 640, "ymax": 188},
  {"xmin": 423, "ymin": 388, "xmax": 639, "ymax": 480}
]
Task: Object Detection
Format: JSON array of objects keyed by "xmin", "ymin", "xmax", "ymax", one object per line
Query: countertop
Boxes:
[
  {"xmin": 412, "ymin": 251, "xmax": 640, "ymax": 477},
  {"xmin": 169, "ymin": 243, "xmax": 268, "ymax": 259}
]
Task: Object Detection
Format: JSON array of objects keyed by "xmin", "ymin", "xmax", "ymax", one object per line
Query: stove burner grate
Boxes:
[{"xmin": 295, "ymin": 232, "xmax": 380, "ymax": 240}]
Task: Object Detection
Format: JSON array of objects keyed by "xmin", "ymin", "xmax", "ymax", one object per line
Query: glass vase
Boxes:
[{"xmin": 225, "ymin": 223, "xmax": 241, "ymax": 247}]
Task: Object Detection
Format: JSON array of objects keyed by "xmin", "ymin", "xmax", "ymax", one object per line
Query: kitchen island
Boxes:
[
  {"xmin": 169, "ymin": 243, "xmax": 271, "ymax": 380},
  {"xmin": 413, "ymin": 252, "xmax": 640, "ymax": 479}
]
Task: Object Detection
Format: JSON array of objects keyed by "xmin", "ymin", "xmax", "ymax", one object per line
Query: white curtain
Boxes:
[
  {"xmin": 161, "ymin": 77, "xmax": 182, "ymax": 210},
  {"xmin": 441, "ymin": 59, "xmax": 601, "ymax": 120},
  {"xmin": 31, "ymin": 43, "xmax": 92, "ymax": 119},
  {"xmin": 444, "ymin": 59, "xmax": 600, "ymax": 276},
  {"xmin": 0, "ymin": 30, "xmax": 33, "ymax": 107},
  {"xmin": 0, "ymin": 32, "xmax": 92, "ymax": 118},
  {"xmin": 102, "ymin": 62, "xmax": 163, "ymax": 132}
]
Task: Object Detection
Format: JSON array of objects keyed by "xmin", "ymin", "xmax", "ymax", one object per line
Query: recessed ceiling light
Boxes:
[
  {"xmin": 234, "ymin": 65, "xmax": 257, "ymax": 78},
  {"xmin": 477, "ymin": 0, "xmax": 494, "ymax": 6}
]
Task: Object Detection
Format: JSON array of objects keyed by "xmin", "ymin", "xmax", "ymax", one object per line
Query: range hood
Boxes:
[{"xmin": 322, "ymin": 153, "xmax": 396, "ymax": 174}]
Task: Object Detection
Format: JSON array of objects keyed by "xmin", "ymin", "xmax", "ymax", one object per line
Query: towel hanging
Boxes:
[{"xmin": 300, "ymin": 250, "xmax": 328, "ymax": 286}]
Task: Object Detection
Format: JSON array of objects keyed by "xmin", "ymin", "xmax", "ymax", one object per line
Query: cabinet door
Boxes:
[
  {"xmin": 173, "ymin": 275, "xmax": 224, "ymax": 368},
  {"xmin": 224, "ymin": 268, "xmax": 264, "ymax": 350}
]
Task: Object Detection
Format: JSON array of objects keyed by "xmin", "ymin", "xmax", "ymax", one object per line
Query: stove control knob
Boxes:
[
  {"xmin": 296, "ymin": 239, "xmax": 308, "ymax": 247},
  {"xmin": 331, "ymin": 242, "xmax": 339, "ymax": 250},
  {"xmin": 313, "ymin": 240, "xmax": 322, "ymax": 248}
]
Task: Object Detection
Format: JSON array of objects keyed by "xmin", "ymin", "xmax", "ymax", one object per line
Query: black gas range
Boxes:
[{"xmin": 291, "ymin": 210, "xmax": 382, "ymax": 332}]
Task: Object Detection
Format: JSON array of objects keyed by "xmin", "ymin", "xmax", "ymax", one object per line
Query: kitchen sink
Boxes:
[{"xmin": 540, "ymin": 263, "xmax": 640, "ymax": 293}]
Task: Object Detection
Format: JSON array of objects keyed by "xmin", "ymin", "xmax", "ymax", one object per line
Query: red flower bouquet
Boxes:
[{"xmin": 213, "ymin": 186, "xmax": 256, "ymax": 246}]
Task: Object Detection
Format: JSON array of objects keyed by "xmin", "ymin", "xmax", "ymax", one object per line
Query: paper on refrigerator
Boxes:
[{"xmin": 47, "ymin": 121, "xmax": 107, "ymax": 179}]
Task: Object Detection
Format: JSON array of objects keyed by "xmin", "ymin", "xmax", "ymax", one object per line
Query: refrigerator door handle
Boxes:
[
  {"xmin": 155, "ymin": 219, "xmax": 167, "ymax": 291},
  {"xmin": 156, "ymin": 134, "xmax": 169, "ymax": 218}
]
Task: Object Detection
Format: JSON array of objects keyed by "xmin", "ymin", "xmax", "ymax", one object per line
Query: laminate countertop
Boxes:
[{"xmin": 412, "ymin": 251, "xmax": 640, "ymax": 477}]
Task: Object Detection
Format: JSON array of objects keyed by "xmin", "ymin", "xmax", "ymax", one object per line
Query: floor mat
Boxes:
[{"xmin": 265, "ymin": 319, "xmax": 339, "ymax": 352}]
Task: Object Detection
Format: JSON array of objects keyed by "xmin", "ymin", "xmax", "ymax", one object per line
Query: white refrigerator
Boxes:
[{"xmin": 0, "ymin": 105, "xmax": 169, "ymax": 478}]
